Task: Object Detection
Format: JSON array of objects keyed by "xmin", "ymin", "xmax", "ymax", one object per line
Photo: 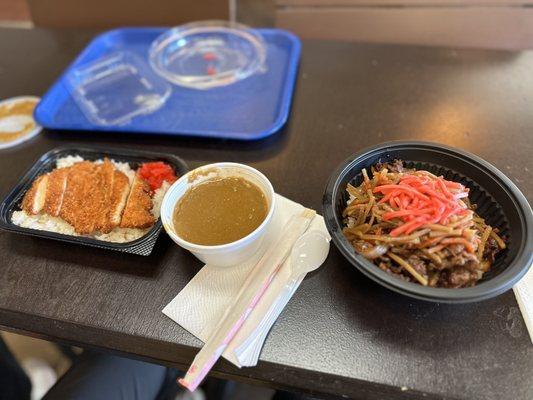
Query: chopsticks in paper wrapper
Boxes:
[{"xmin": 179, "ymin": 208, "xmax": 316, "ymax": 391}]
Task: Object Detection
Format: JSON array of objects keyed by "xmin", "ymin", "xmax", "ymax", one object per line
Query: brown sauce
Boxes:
[
  {"xmin": 0, "ymin": 99, "xmax": 38, "ymax": 143},
  {"xmin": 173, "ymin": 176, "xmax": 268, "ymax": 246}
]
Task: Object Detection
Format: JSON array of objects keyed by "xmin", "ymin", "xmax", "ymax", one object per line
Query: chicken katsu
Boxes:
[
  {"xmin": 43, "ymin": 167, "xmax": 68, "ymax": 217},
  {"xmin": 14, "ymin": 157, "xmax": 177, "ymax": 242},
  {"xmin": 21, "ymin": 174, "xmax": 48, "ymax": 215},
  {"xmin": 109, "ymin": 170, "xmax": 131, "ymax": 228},
  {"xmin": 59, "ymin": 161, "xmax": 101, "ymax": 234},
  {"xmin": 120, "ymin": 174, "xmax": 154, "ymax": 229}
]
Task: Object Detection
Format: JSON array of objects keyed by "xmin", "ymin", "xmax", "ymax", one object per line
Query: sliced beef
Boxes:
[
  {"xmin": 407, "ymin": 255, "xmax": 427, "ymax": 276},
  {"xmin": 375, "ymin": 159, "xmax": 404, "ymax": 174},
  {"xmin": 439, "ymin": 246, "xmax": 479, "ymax": 270},
  {"xmin": 440, "ymin": 267, "xmax": 479, "ymax": 288},
  {"xmin": 483, "ymin": 237, "xmax": 500, "ymax": 263}
]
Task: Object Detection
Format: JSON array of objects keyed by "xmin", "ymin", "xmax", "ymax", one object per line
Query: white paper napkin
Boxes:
[
  {"xmin": 513, "ymin": 266, "xmax": 533, "ymax": 343},
  {"xmin": 163, "ymin": 194, "xmax": 330, "ymax": 367}
]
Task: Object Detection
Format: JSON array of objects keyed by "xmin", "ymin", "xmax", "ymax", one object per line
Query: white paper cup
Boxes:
[{"xmin": 161, "ymin": 163, "xmax": 276, "ymax": 267}]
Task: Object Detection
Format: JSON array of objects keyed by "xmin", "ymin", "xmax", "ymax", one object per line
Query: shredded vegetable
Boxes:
[{"xmin": 342, "ymin": 160, "xmax": 505, "ymax": 288}]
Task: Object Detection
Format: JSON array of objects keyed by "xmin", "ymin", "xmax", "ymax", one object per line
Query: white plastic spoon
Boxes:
[
  {"xmin": 234, "ymin": 230, "xmax": 330, "ymax": 366},
  {"xmin": 288, "ymin": 229, "xmax": 330, "ymax": 285}
]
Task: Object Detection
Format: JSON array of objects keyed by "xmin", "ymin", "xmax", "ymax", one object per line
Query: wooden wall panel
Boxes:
[
  {"xmin": 276, "ymin": 6, "xmax": 533, "ymax": 49},
  {"xmin": 27, "ymin": 0, "xmax": 229, "ymax": 28},
  {"xmin": 278, "ymin": 1, "xmax": 533, "ymax": 5}
]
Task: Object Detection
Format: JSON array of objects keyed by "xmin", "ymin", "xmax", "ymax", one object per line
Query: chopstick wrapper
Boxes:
[
  {"xmin": 514, "ymin": 266, "xmax": 533, "ymax": 343},
  {"xmin": 162, "ymin": 195, "xmax": 330, "ymax": 367},
  {"xmin": 178, "ymin": 206, "xmax": 316, "ymax": 390}
]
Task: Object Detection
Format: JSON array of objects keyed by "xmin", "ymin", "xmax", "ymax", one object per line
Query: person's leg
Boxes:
[
  {"xmin": 43, "ymin": 351, "xmax": 167, "ymax": 400},
  {"xmin": 272, "ymin": 391, "xmax": 322, "ymax": 400},
  {"xmin": 0, "ymin": 335, "xmax": 32, "ymax": 400}
]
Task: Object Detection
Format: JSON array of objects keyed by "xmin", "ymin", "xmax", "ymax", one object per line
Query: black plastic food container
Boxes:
[
  {"xmin": 323, "ymin": 141, "xmax": 533, "ymax": 303},
  {"xmin": 0, "ymin": 146, "xmax": 188, "ymax": 256}
]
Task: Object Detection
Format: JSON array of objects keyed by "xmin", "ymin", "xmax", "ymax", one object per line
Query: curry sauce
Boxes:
[{"xmin": 173, "ymin": 176, "xmax": 268, "ymax": 246}]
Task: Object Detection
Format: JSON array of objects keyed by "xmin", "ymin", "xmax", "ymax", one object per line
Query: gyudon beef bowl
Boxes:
[{"xmin": 322, "ymin": 141, "xmax": 533, "ymax": 303}]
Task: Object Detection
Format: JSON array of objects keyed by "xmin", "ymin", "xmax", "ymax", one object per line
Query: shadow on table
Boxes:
[
  {"xmin": 42, "ymin": 122, "xmax": 292, "ymax": 165},
  {"xmin": 5, "ymin": 233, "xmax": 175, "ymax": 278},
  {"xmin": 320, "ymin": 247, "xmax": 522, "ymax": 355}
]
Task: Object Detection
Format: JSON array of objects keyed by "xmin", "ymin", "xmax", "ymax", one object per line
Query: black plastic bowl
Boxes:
[{"xmin": 322, "ymin": 141, "xmax": 533, "ymax": 303}]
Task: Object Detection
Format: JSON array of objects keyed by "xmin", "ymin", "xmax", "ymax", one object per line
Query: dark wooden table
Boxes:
[{"xmin": 0, "ymin": 28, "xmax": 532, "ymax": 400}]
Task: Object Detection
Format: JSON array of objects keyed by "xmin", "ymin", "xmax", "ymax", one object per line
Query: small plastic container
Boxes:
[
  {"xmin": 65, "ymin": 51, "xmax": 171, "ymax": 126},
  {"xmin": 161, "ymin": 163, "xmax": 276, "ymax": 267},
  {"xmin": 149, "ymin": 21, "xmax": 267, "ymax": 90}
]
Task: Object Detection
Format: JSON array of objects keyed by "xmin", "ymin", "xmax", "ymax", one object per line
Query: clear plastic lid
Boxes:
[
  {"xmin": 66, "ymin": 51, "xmax": 171, "ymax": 126},
  {"xmin": 149, "ymin": 21, "xmax": 267, "ymax": 90}
]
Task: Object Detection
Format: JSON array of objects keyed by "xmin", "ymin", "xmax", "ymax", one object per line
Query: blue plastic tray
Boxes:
[{"xmin": 35, "ymin": 27, "xmax": 301, "ymax": 140}]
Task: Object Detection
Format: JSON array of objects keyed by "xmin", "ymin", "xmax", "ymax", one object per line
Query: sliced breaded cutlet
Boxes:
[
  {"xmin": 60, "ymin": 161, "xmax": 99, "ymax": 234},
  {"xmin": 109, "ymin": 170, "xmax": 130, "ymax": 229},
  {"xmin": 43, "ymin": 167, "xmax": 69, "ymax": 217},
  {"xmin": 22, "ymin": 174, "xmax": 49, "ymax": 214},
  {"xmin": 94, "ymin": 159, "xmax": 116, "ymax": 233},
  {"xmin": 120, "ymin": 174, "xmax": 154, "ymax": 229},
  {"xmin": 21, "ymin": 159, "xmax": 154, "ymax": 234}
]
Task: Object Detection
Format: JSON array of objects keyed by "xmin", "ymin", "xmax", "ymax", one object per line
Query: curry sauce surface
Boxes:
[{"xmin": 173, "ymin": 176, "xmax": 268, "ymax": 246}]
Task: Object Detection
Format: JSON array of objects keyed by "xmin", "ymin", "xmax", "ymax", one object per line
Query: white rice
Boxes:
[
  {"xmin": 150, "ymin": 180, "xmax": 169, "ymax": 219},
  {"xmin": 11, "ymin": 211, "xmax": 77, "ymax": 236},
  {"xmin": 57, "ymin": 155, "xmax": 135, "ymax": 184},
  {"xmin": 11, "ymin": 156, "xmax": 169, "ymax": 243},
  {"xmin": 56, "ymin": 155, "xmax": 84, "ymax": 169}
]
